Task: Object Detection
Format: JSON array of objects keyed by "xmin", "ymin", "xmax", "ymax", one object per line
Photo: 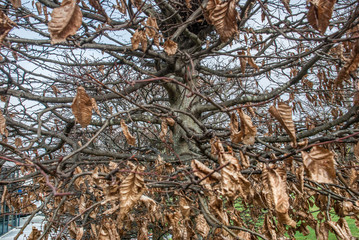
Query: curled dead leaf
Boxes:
[
  {"xmin": 191, "ymin": 159, "xmax": 221, "ymax": 185},
  {"xmin": 159, "ymin": 118, "xmax": 168, "ymax": 142},
  {"xmin": 0, "ymin": 11, "xmax": 16, "ymax": 44},
  {"xmin": 11, "ymin": 0, "xmax": 21, "ymax": 9},
  {"xmin": 163, "ymin": 39, "xmax": 177, "ymax": 56},
  {"xmin": 28, "ymin": 226, "xmax": 41, "ymax": 240},
  {"xmin": 230, "ymin": 110, "xmax": 257, "ymax": 145},
  {"xmin": 195, "ymin": 214, "xmax": 210, "ymax": 237},
  {"xmin": 269, "ymin": 103, "xmax": 297, "ymax": 146},
  {"xmin": 91, "ymin": 98, "xmax": 101, "ymax": 116},
  {"xmin": 131, "ymin": 29, "xmax": 147, "ymax": 51},
  {"xmin": 71, "ymin": 86, "xmax": 92, "ymax": 128},
  {"xmin": 336, "ymin": 40, "xmax": 359, "ymax": 86},
  {"xmin": 145, "ymin": 17, "xmax": 158, "ymax": 39},
  {"xmin": 0, "ymin": 110, "xmax": 6, "ymax": 135},
  {"xmin": 301, "ymin": 146, "xmax": 336, "ymax": 184},
  {"xmin": 48, "ymin": 0, "xmax": 83, "ymax": 44},
  {"xmin": 263, "ymin": 168, "xmax": 296, "ymax": 227},
  {"xmin": 307, "ymin": 0, "xmax": 336, "ymax": 34},
  {"xmin": 120, "ymin": 119, "xmax": 136, "ymax": 146}
]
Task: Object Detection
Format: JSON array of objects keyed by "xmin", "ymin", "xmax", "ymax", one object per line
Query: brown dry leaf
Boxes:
[
  {"xmin": 307, "ymin": 0, "xmax": 336, "ymax": 34},
  {"xmin": 137, "ymin": 219, "xmax": 149, "ymax": 240},
  {"xmin": 76, "ymin": 227, "xmax": 84, "ymax": 240},
  {"xmin": 280, "ymin": 0, "xmax": 291, "ymax": 14},
  {"xmin": 131, "ymin": 29, "xmax": 147, "ymax": 51},
  {"xmin": 195, "ymin": 214, "xmax": 210, "ymax": 237},
  {"xmin": 263, "ymin": 168, "xmax": 296, "ymax": 227},
  {"xmin": 48, "ymin": 0, "xmax": 83, "ymax": 44},
  {"xmin": 120, "ymin": 119, "xmax": 136, "ymax": 146},
  {"xmin": 247, "ymin": 49, "xmax": 259, "ymax": 71},
  {"xmin": 354, "ymin": 142, "xmax": 359, "ymax": 159},
  {"xmin": 335, "ymin": 40, "xmax": 359, "ymax": 86},
  {"xmin": 145, "ymin": 17, "xmax": 158, "ymax": 39},
  {"xmin": 118, "ymin": 164, "xmax": 146, "ymax": 223},
  {"xmin": 230, "ymin": 109, "xmax": 257, "ymax": 145},
  {"xmin": 36, "ymin": 2, "xmax": 43, "ymax": 15},
  {"xmin": 327, "ymin": 218, "xmax": 354, "ymax": 239},
  {"xmin": 239, "ymin": 150, "xmax": 250, "ymax": 169},
  {"xmin": 130, "ymin": 0, "xmax": 142, "ymax": 9},
  {"xmin": 262, "ymin": 214, "xmax": 277, "ymax": 240},
  {"xmin": 166, "ymin": 210, "xmax": 189, "ymax": 239},
  {"xmin": 159, "ymin": 118, "xmax": 168, "ymax": 142},
  {"xmin": 91, "ymin": 98, "xmax": 101, "ymax": 116},
  {"xmin": 0, "ymin": 11, "xmax": 16, "ymax": 43},
  {"xmin": 140, "ymin": 195, "xmax": 161, "ymax": 222},
  {"xmin": 205, "ymin": 0, "xmax": 239, "ymax": 42},
  {"xmin": 14, "ymin": 137, "xmax": 22, "ymax": 148},
  {"xmin": 220, "ymin": 153, "xmax": 251, "ymax": 200},
  {"xmin": 43, "ymin": 6, "xmax": 48, "ymax": 21},
  {"xmin": 269, "ymin": 103, "xmax": 297, "ymax": 146},
  {"xmin": 179, "ymin": 197, "xmax": 191, "ymax": 220},
  {"xmin": 165, "ymin": 117, "xmax": 175, "ymax": 126},
  {"xmin": 28, "ymin": 226, "xmax": 41, "ymax": 240},
  {"xmin": 315, "ymin": 222, "xmax": 329, "ymax": 240},
  {"xmin": 191, "ymin": 159, "xmax": 221, "ymax": 185},
  {"xmin": 301, "ymin": 146, "xmax": 336, "ymax": 184},
  {"xmin": 71, "ymin": 86, "xmax": 92, "ymax": 128},
  {"xmin": 163, "ymin": 39, "xmax": 177, "ymax": 56},
  {"xmin": 0, "ymin": 110, "xmax": 6, "ymax": 135},
  {"xmin": 11, "ymin": 0, "xmax": 21, "ymax": 9},
  {"xmin": 186, "ymin": 0, "xmax": 192, "ymax": 9},
  {"xmin": 238, "ymin": 51, "xmax": 247, "ymax": 73},
  {"xmin": 51, "ymin": 85, "xmax": 61, "ymax": 97}
]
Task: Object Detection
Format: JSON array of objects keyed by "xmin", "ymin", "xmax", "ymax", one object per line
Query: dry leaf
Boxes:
[
  {"xmin": 159, "ymin": 118, "xmax": 168, "ymax": 142},
  {"xmin": 120, "ymin": 119, "xmax": 136, "ymax": 146},
  {"xmin": 205, "ymin": 0, "xmax": 239, "ymax": 42},
  {"xmin": 247, "ymin": 49, "xmax": 259, "ymax": 71},
  {"xmin": 269, "ymin": 103, "xmax": 297, "ymax": 146},
  {"xmin": 14, "ymin": 137, "xmax": 22, "ymax": 148},
  {"xmin": 195, "ymin": 214, "xmax": 210, "ymax": 237},
  {"xmin": 230, "ymin": 110, "xmax": 257, "ymax": 145},
  {"xmin": 0, "ymin": 110, "xmax": 6, "ymax": 135},
  {"xmin": 131, "ymin": 29, "xmax": 147, "ymax": 51},
  {"xmin": 335, "ymin": 40, "xmax": 359, "ymax": 86},
  {"xmin": 91, "ymin": 98, "xmax": 101, "ymax": 116},
  {"xmin": 11, "ymin": 0, "xmax": 21, "ymax": 9},
  {"xmin": 238, "ymin": 51, "xmax": 247, "ymax": 73},
  {"xmin": 137, "ymin": 219, "xmax": 149, "ymax": 240},
  {"xmin": 71, "ymin": 86, "xmax": 92, "ymax": 128},
  {"xmin": 186, "ymin": 0, "xmax": 192, "ymax": 9},
  {"xmin": 307, "ymin": 0, "xmax": 336, "ymax": 34},
  {"xmin": 0, "ymin": 11, "xmax": 16, "ymax": 43},
  {"xmin": 263, "ymin": 168, "xmax": 296, "ymax": 227},
  {"xmin": 163, "ymin": 39, "xmax": 177, "ymax": 56},
  {"xmin": 191, "ymin": 159, "xmax": 221, "ymax": 185},
  {"xmin": 119, "ymin": 165, "xmax": 146, "ymax": 225},
  {"xmin": 35, "ymin": 2, "xmax": 42, "ymax": 15},
  {"xmin": 48, "ymin": 0, "xmax": 83, "ymax": 44},
  {"xmin": 327, "ymin": 218, "xmax": 354, "ymax": 240},
  {"xmin": 28, "ymin": 226, "xmax": 41, "ymax": 240},
  {"xmin": 51, "ymin": 85, "xmax": 61, "ymax": 97},
  {"xmin": 301, "ymin": 146, "xmax": 336, "ymax": 184},
  {"xmin": 315, "ymin": 222, "xmax": 329, "ymax": 240},
  {"xmin": 145, "ymin": 17, "xmax": 158, "ymax": 39},
  {"xmin": 140, "ymin": 195, "xmax": 161, "ymax": 222}
]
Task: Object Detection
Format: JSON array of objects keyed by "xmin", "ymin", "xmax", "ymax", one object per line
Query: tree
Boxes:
[{"xmin": 0, "ymin": 0, "xmax": 359, "ymax": 239}]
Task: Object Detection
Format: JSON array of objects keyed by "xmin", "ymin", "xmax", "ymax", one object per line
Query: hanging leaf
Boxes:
[
  {"xmin": 327, "ymin": 218, "xmax": 354, "ymax": 240},
  {"xmin": 140, "ymin": 195, "xmax": 161, "ymax": 222},
  {"xmin": 120, "ymin": 119, "xmax": 136, "ymax": 146},
  {"xmin": 71, "ymin": 86, "xmax": 92, "ymax": 128},
  {"xmin": 145, "ymin": 17, "xmax": 158, "ymax": 39},
  {"xmin": 131, "ymin": 29, "xmax": 147, "ymax": 51},
  {"xmin": 0, "ymin": 110, "xmax": 6, "ymax": 135},
  {"xmin": 51, "ymin": 85, "xmax": 61, "ymax": 97},
  {"xmin": 14, "ymin": 137, "xmax": 22, "ymax": 148},
  {"xmin": 137, "ymin": 219, "xmax": 149, "ymax": 240},
  {"xmin": 191, "ymin": 159, "xmax": 221, "ymax": 185},
  {"xmin": 205, "ymin": 0, "xmax": 239, "ymax": 42},
  {"xmin": 11, "ymin": 0, "xmax": 21, "ymax": 9},
  {"xmin": 263, "ymin": 168, "xmax": 296, "ymax": 227},
  {"xmin": 163, "ymin": 39, "xmax": 177, "ymax": 56},
  {"xmin": 0, "ymin": 11, "xmax": 16, "ymax": 43},
  {"xmin": 91, "ymin": 98, "xmax": 101, "ymax": 116},
  {"xmin": 307, "ymin": 0, "xmax": 336, "ymax": 34},
  {"xmin": 48, "ymin": 0, "xmax": 83, "ymax": 44},
  {"xmin": 159, "ymin": 118, "xmax": 168, "ymax": 142},
  {"xmin": 335, "ymin": 40, "xmax": 359, "ymax": 86},
  {"xmin": 119, "ymin": 164, "xmax": 146, "ymax": 223},
  {"xmin": 238, "ymin": 51, "xmax": 247, "ymax": 73},
  {"xmin": 301, "ymin": 146, "xmax": 336, "ymax": 184},
  {"xmin": 247, "ymin": 49, "xmax": 259, "ymax": 71},
  {"xmin": 269, "ymin": 103, "xmax": 297, "ymax": 146},
  {"xmin": 230, "ymin": 109, "xmax": 257, "ymax": 145},
  {"xmin": 35, "ymin": 2, "xmax": 42, "ymax": 15}
]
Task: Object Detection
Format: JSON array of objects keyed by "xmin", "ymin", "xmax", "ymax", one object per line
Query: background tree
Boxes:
[{"xmin": 0, "ymin": 0, "xmax": 359, "ymax": 239}]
